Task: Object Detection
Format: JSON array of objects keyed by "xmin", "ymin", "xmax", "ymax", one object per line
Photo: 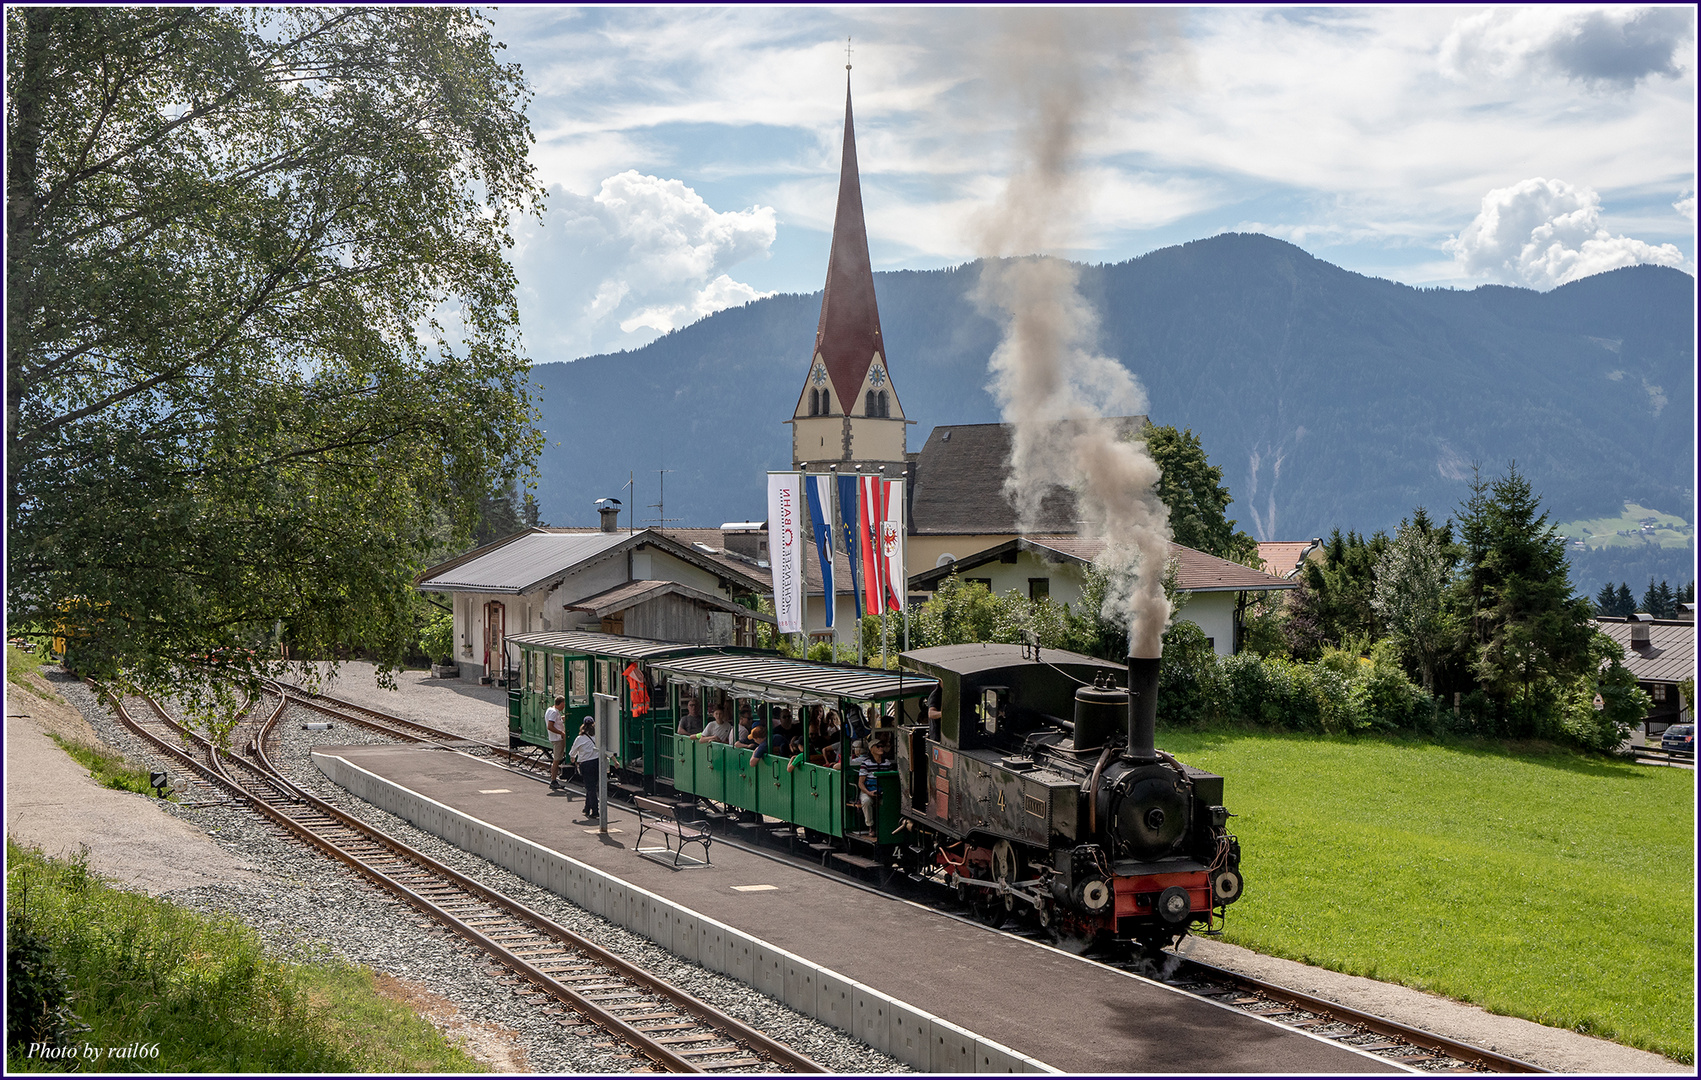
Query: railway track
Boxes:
[
  {"xmin": 263, "ymin": 686, "xmax": 1554, "ymax": 1074},
  {"xmin": 93, "ymin": 682, "xmax": 825, "ymax": 1074},
  {"xmin": 1147, "ymin": 956, "xmax": 1548, "ymax": 1073}
]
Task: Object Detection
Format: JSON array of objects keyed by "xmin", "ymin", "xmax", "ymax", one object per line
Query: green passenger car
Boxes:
[
  {"xmin": 650, "ymin": 653, "xmax": 937, "ymax": 843},
  {"xmin": 504, "ymin": 631, "xmax": 715, "ymax": 781}
]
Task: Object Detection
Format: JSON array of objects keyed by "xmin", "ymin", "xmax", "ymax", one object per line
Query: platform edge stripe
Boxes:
[{"xmin": 317, "ymin": 753, "xmax": 1061, "ymax": 1074}]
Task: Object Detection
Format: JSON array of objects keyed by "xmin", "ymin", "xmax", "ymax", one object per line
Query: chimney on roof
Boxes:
[
  {"xmin": 1630, "ymin": 613, "xmax": 1653, "ymax": 647},
  {"xmin": 597, "ymin": 498, "xmax": 622, "ymax": 533}
]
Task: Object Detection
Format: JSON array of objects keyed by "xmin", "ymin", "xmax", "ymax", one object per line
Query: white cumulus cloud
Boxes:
[
  {"xmin": 1676, "ymin": 192, "xmax": 1697, "ymax": 223},
  {"xmin": 1444, "ymin": 177, "xmax": 1690, "ymax": 289},
  {"xmin": 513, "ymin": 172, "xmax": 777, "ymax": 359}
]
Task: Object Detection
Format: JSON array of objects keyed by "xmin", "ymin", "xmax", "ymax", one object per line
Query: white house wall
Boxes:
[
  {"xmin": 1177, "ymin": 592, "xmax": 1238, "ymax": 656},
  {"xmin": 949, "ymin": 551, "xmax": 1087, "ymax": 608}
]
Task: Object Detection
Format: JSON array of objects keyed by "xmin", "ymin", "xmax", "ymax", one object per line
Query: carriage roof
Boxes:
[{"xmin": 649, "ymin": 653, "xmax": 937, "ymax": 706}]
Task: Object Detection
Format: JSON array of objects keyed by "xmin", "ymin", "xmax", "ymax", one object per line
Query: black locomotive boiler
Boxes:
[{"xmin": 895, "ymin": 643, "xmax": 1244, "ymax": 951}]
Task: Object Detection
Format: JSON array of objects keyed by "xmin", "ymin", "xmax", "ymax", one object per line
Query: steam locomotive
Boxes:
[
  {"xmin": 897, "ymin": 644, "xmax": 1244, "ymax": 951},
  {"xmin": 505, "ymin": 632, "xmax": 1243, "ymax": 952}
]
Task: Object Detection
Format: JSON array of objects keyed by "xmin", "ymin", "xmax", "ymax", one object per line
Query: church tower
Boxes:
[{"xmin": 790, "ymin": 70, "xmax": 908, "ymax": 476}]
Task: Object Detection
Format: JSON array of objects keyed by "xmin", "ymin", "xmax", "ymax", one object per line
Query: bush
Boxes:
[
  {"xmin": 1155, "ymin": 621, "xmax": 1225, "ymax": 728},
  {"xmin": 419, "ymin": 613, "xmax": 454, "ymax": 665},
  {"xmin": 6, "ymin": 872, "xmax": 89, "ymax": 1064}
]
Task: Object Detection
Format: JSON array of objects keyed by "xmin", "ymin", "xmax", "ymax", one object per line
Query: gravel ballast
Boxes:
[{"xmin": 41, "ymin": 669, "xmax": 906, "ymax": 1074}]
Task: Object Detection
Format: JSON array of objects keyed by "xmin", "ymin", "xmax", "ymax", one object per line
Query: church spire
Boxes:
[
  {"xmin": 790, "ymin": 68, "xmax": 905, "ymax": 475},
  {"xmin": 812, "ymin": 71, "xmax": 886, "ymax": 412}
]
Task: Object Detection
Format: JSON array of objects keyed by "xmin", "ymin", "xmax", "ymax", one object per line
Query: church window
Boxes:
[
  {"xmin": 808, "ymin": 389, "xmax": 820, "ymax": 416},
  {"xmin": 878, "ymin": 390, "xmax": 890, "ymax": 417},
  {"xmin": 866, "ymin": 390, "xmax": 877, "ymax": 416}
]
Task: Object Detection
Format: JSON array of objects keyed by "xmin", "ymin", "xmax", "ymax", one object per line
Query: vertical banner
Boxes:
[
  {"xmin": 858, "ymin": 475, "xmax": 887, "ymax": 617},
  {"xmin": 804, "ymin": 474, "xmax": 836, "ymax": 629},
  {"xmin": 767, "ymin": 472, "xmax": 804, "ymax": 634},
  {"xmin": 836, "ymin": 474, "xmax": 864, "ymax": 622},
  {"xmin": 881, "ymin": 478, "xmax": 906, "ymax": 611}
]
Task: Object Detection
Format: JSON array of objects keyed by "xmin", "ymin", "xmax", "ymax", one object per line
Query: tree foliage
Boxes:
[
  {"xmin": 1372, "ymin": 510, "xmax": 1456, "ymax": 691},
  {"xmin": 1137, "ymin": 421, "xmax": 1259, "ymax": 563},
  {"xmin": 1453, "ymin": 465, "xmax": 1595, "ymax": 736},
  {"xmin": 1293, "ymin": 527, "xmax": 1389, "ymax": 654},
  {"xmin": 1593, "ymin": 581, "xmax": 1636, "ymax": 618},
  {"xmin": 6, "ymin": 7, "xmax": 544, "ymax": 698}
]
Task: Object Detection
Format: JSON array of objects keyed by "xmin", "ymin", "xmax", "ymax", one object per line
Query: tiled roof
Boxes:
[
  {"xmin": 909, "ymin": 535, "xmax": 1298, "ymax": 594},
  {"xmin": 908, "ymin": 418, "xmax": 1146, "ymax": 535},
  {"xmin": 1257, "ymin": 539, "xmax": 1323, "ymax": 579},
  {"xmin": 1595, "ymin": 619, "xmax": 1695, "ymax": 684}
]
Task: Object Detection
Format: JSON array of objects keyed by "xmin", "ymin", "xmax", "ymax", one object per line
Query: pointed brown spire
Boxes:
[{"xmin": 813, "ymin": 73, "xmax": 885, "ymax": 412}]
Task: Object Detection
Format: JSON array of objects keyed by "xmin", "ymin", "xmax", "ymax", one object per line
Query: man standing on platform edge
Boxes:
[
  {"xmin": 546, "ymin": 697, "xmax": 567, "ymax": 791},
  {"xmin": 571, "ymin": 719, "xmax": 602, "ymax": 820}
]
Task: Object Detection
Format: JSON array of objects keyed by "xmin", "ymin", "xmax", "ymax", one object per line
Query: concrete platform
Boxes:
[{"xmin": 314, "ymin": 741, "xmax": 1402, "ymax": 1074}]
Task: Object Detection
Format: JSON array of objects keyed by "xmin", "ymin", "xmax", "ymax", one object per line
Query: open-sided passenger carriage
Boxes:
[{"xmin": 503, "ymin": 632, "xmax": 939, "ymax": 846}]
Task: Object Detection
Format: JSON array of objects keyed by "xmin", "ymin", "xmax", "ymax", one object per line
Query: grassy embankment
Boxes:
[
  {"xmin": 1159, "ymin": 728, "xmax": 1695, "ymax": 1063},
  {"xmin": 5, "ymin": 841, "xmax": 486, "ymax": 1073},
  {"xmin": 4, "ymin": 646, "xmax": 488, "ymax": 1072}
]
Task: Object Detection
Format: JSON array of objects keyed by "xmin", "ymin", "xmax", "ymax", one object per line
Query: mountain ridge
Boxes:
[{"xmin": 530, "ymin": 233, "xmax": 1694, "ymax": 584}]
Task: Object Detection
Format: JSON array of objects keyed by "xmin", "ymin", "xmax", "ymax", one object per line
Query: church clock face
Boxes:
[
  {"xmin": 869, "ymin": 363, "xmax": 886, "ymax": 388},
  {"xmin": 812, "ymin": 363, "xmax": 827, "ymax": 387}
]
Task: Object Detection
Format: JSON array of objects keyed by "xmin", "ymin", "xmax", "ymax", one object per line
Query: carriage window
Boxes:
[
  {"xmin": 551, "ymin": 655, "xmax": 564, "ymax": 697},
  {"xmin": 569, "ymin": 659, "xmax": 589, "ymax": 705},
  {"xmin": 595, "ymin": 659, "xmax": 610, "ymax": 694}
]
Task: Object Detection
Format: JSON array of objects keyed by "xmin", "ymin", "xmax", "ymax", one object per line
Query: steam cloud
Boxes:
[{"xmin": 969, "ymin": 11, "xmax": 1177, "ymax": 657}]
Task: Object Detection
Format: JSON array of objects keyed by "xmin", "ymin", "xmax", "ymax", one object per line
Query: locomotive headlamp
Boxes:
[{"xmin": 1158, "ymin": 885, "xmax": 1191, "ymax": 923}]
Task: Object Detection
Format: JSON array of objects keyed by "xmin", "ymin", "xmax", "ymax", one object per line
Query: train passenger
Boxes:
[
  {"xmin": 546, "ymin": 696, "xmax": 568, "ymax": 791},
  {"xmin": 697, "ymin": 705, "xmax": 732, "ymax": 743},
  {"xmin": 768, "ymin": 707, "xmax": 798, "ymax": 753},
  {"xmin": 676, "ymin": 697, "xmax": 704, "ymax": 736},
  {"xmin": 570, "ymin": 719, "xmax": 601, "ymax": 820},
  {"xmin": 820, "ymin": 710, "xmax": 843, "ymax": 766},
  {"xmin": 855, "ymin": 739, "xmax": 888, "ymax": 837},
  {"xmin": 736, "ymin": 704, "xmax": 756, "ymax": 743},
  {"xmin": 736, "ymin": 724, "xmax": 766, "ymax": 752}
]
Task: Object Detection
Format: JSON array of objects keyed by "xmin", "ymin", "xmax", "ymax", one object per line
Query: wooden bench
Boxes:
[{"xmin": 634, "ymin": 796, "xmax": 713, "ymax": 869}]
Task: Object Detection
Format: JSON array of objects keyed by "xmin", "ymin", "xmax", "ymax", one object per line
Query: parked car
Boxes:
[{"xmin": 1660, "ymin": 723, "xmax": 1694, "ymax": 757}]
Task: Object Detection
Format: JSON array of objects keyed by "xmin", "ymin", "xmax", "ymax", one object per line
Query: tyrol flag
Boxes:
[
  {"xmin": 855, "ymin": 476, "xmax": 907, "ymax": 615},
  {"xmin": 803, "ymin": 474, "xmax": 835, "ymax": 629},
  {"xmin": 836, "ymin": 474, "xmax": 864, "ymax": 621},
  {"xmin": 767, "ymin": 472, "xmax": 804, "ymax": 633}
]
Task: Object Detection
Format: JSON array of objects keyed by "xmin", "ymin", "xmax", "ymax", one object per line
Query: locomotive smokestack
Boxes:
[{"xmin": 1126, "ymin": 654, "xmax": 1159, "ymax": 764}]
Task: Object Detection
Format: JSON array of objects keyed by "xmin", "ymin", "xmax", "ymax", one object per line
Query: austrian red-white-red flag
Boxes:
[
  {"xmin": 857, "ymin": 475, "xmax": 886, "ymax": 617},
  {"xmin": 881, "ymin": 478, "xmax": 905, "ymax": 611}
]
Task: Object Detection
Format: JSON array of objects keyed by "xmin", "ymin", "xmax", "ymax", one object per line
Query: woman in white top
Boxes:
[
  {"xmin": 545, "ymin": 697, "xmax": 567, "ymax": 791},
  {"xmin": 569, "ymin": 719, "xmax": 601, "ymax": 819}
]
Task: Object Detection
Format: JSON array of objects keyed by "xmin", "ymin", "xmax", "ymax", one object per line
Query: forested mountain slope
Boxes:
[{"xmin": 531, "ymin": 233, "xmax": 1693, "ymax": 584}]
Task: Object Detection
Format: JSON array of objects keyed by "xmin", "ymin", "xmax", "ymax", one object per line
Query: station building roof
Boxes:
[{"xmin": 415, "ymin": 528, "xmax": 768, "ymax": 597}]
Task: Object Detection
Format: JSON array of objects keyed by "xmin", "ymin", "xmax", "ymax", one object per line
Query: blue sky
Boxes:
[{"xmin": 486, "ymin": 5, "xmax": 1697, "ymax": 364}]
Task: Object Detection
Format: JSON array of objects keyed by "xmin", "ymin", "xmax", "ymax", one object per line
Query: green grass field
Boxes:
[
  {"xmin": 1158, "ymin": 729, "xmax": 1695, "ymax": 1063},
  {"xmin": 1556, "ymin": 501, "xmax": 1693, "ymax": 551}
]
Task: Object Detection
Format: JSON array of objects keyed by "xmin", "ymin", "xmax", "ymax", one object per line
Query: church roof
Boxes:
[
  {"xmin": 812, "ymin": 75, "xmax": 886, "ymax": 410},
  {"xmin": 907, "ymin": 418, "xmax": 1147, "ymax": 534}
]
